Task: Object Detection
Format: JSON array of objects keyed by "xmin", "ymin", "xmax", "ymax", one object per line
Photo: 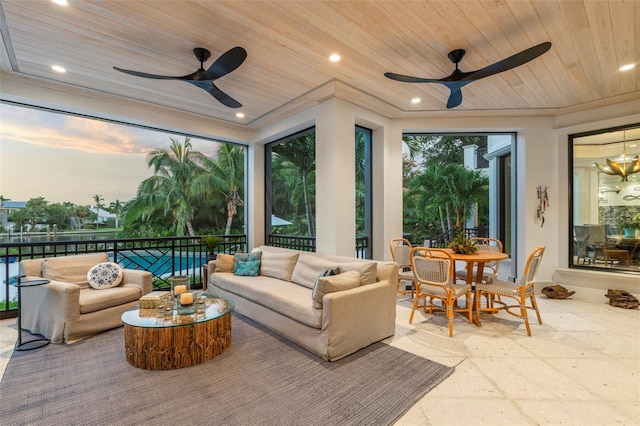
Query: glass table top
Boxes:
[{"xmin": 121, "ymin": 296, "xmax": 234, "ymax": 328}]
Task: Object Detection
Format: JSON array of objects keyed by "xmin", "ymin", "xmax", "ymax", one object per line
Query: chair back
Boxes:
[
  {"xmin": 573, "ymin": 226, "xmax": 592, "ymax": 258},
  {"xmin": 390, "ymin": 238, "xmax": 413, "ymax": 268},
  {"xmin": 469, "ymin": 237, "xmax": 503, "ymax": 269},
  {"xmin": 583, "ymin": 224, "xmax": 606, "ymax": 245},
  {"xmin": 519, "ymin": 246, "xmax": 546, "ymax": 285},
  {"xmin": 410, "ymin": 247, "xmax": 453, "ymax": 287}
]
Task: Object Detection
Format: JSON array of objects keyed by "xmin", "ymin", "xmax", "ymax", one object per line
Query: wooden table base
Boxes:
[{"xmin": 124, "ymin": 312, "xmax": 232, "ymax": 370}]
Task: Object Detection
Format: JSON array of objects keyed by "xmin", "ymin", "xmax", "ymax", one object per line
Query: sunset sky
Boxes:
[{"xmin": 0, "ymin": 103, "xmax": 222, "ymax": 206}]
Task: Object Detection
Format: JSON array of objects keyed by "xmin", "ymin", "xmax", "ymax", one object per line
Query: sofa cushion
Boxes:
[
  {"xmin": 337, "ymin": 262, "xmax": 378, "ymax": 286},
  {"xmin": 234, "ymin": 260, "xmax": 260, "ymax": 276},
  {"xmin": 87, "ymin": 262, "xmax": 123, "ymax": 289},
  {"xmin": 79, "ymin": 286, "xmax": 142, "ymax": 314},
  {"xmin": 41, "ymin": 253, "xmax": 110, "ymax": 289},
  {"xmin": 233, "ymin": 251, "xmax": 261, "ymax": 273},
  {"xmin": 259, "ymin": 250, "xmax": 300, "ymax": 281},
  {"xmin": 291, "ymin": 254, "xmax": 340, "ymax": 289},
  {"xmin": 215, "ymin": 253, "xmax": 234, "ymax": 272},
  {"xmin": 312, "ymin": 270, "xmax": 361, "ymax": 309},
  {"xmin": 211, "ymin": 273, "xmax": 322, "ymax": 329}
]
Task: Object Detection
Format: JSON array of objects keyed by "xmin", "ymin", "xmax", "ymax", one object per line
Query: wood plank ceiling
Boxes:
[{"xmin": 0, "ymin": 0, "xmax": 638, "ymax": 131}]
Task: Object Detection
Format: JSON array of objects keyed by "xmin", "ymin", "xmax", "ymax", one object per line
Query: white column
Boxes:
[
  {"xmin": 373, "ymin": 122, "xmax": 403, "ymax": 260},
  {"xmin": 247, "ymin": 143, "xmax": 265, "ymax": 249},
  {"xmin": 315, "ymin": 99, "xmax": 356, "ymax": 256}
]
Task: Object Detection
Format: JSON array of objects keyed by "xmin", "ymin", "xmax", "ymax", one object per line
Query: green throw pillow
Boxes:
[
  {"xmin": 234, "ymin": 260, "xmax": 261, "ymax": 276},
  {"xmin": 233, "ymin": 251, "xmax": 262, "ymax": 273}
]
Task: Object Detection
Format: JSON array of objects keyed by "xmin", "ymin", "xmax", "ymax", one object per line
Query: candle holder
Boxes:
[
  {"xmin": 170, "ymin": 275, "xmax": 190, "ymax": 302},
  {"xmin": 177, "ymin": 291, "xmax": 196, "ymax": 315}
]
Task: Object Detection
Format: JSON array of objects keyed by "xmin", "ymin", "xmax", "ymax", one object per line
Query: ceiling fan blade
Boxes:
[
  {"xmin": 206, "ymin": 47, "xmax": 248, "ymax": 80},
  {"xmin": 463, "ymin": 42, "xmax": 552, "ymax": 81},
  {"xmin": 384, "ymin": 72, "xmax": 443, "ymax": 84},
  {"xmin": 113, "ymin": 66, "xmax": 200, "ymax": 80},
  {"xmin": 446, "ymin": 87, "xmax": 463, "ymax": 108},
  {"xmin": 209, "ymin": 83, "xmax": 242, "ymax": 108}
]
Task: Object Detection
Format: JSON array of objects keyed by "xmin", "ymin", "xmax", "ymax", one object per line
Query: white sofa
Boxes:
[
  {"xmin": 206, "ymin": 245, "xmax": 398, "ymax": 361},
  {"xmin": 20, "ymin": 253, "xmax": 152, "ymax": 344}
]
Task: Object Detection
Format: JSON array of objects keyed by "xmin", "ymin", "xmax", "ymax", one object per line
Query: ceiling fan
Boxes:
[
  {"xmin": 114, "ymin": 46, "xmax": 247, "ymax": 108},
  {"xmin": 384, "ymin": 42, "xmax": 552, "ymax": 109}
]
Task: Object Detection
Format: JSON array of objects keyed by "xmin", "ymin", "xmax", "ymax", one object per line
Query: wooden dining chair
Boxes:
[
  {"xmin": 409, "ymin": 247, "xmax": 473, "ymax": 337},
  {"xmin": 605, "ymin": 240, "xmax": 638, "ymax": 267},
  {"xmin": 455, "ymin": 237, "xmax": 504, "ymax": 283},
  {"xmin": 475, "ymin": 245, "xmax": 545, "ymax": 336},
  {"xmin": 389, "ymin": 238, "xmax": 417, "ymax": 297}
]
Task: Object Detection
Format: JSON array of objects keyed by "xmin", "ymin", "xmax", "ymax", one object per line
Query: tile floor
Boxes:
[{"xmin": 1, "ymin": 293, "xmax": 639, "ymax": 425}]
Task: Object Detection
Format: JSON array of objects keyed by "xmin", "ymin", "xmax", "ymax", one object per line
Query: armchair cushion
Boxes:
[
  {"xmin": 87, "ymin": 262, "xmax": 123, "ymax": 289},
  {"xmin": 41, "ymin": 253, "xmax": 110, "ymax": 289},
  {"xmin": 79, "ymin": 286, "xmax": 142, "ymax": 314}
]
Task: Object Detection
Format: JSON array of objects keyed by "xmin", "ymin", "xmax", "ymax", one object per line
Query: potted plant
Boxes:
[
  {"xmin": 448, "ymin": 228, "xmax": 478, "ymax": 254},
  {"xmin": 202, "ymin": 235, "xmax": 223, "ymax": 261},
  {"xmin": 616, "ymin": 217, "xmax": 639, "ymax": 238}
]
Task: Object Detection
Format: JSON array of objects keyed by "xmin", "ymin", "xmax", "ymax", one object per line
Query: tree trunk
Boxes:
[
  {"xmin": 302, "ymin": 172, "xmax": 315, "ymax": 237},
  {"xmin": 225, "ymin": 209, "xmax": 233, "ymax": 236},
  {"xmin": 186, "ymin": 220, "xmax": 196, "ymax": 237}
]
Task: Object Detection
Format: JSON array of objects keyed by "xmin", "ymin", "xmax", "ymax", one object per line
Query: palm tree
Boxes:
[
  {"xmin": 128, "ymin": 137, "xmax": 207, "ymax": 236},
  {"xmin": 109, "ymin": 199, "xmax": 124, "ymax": 228},
  {"xmin": 444, "ymin": 165, "xmax": 488, "ymax": 228},
  {"xmin": 74, "ymin": 205, "xmax": 93, "ymax": 229},
  {"xmin": 272, "ymin": 134, "xmax": 316, "ymax": 237},
  {"xmin": 409, "ymin": 165, "xmax": 453, "ymax": 236},
  {"xmin": 93, "ymin": 194, "xmax": 104, "ymax": 229},
  {"xmin": 408, "ymin": 164, "xmax": 488, "ymax": 240},
  {"xmin": 196, "ymin": 144, "xmax": 245, "ymax": 236}
]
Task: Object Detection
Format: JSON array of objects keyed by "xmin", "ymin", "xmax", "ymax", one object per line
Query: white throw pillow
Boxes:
[
  {"xmin": 259, "ymin": 251, "xmax": 300, "ymax": 281},
  {"xmin": 291, "ymin": 254, "xmax": 340, "ymax": 289},
  {"xmin": 312, "ymin": 270, "xmax": 361, "ymax": 309},
  {"xmin": 338, "ymin": 262, "xmax": 378, "ymax": 285},
  {"xmin": 86, "ymin": 262, "xmax": 124, "ymax": 289}
]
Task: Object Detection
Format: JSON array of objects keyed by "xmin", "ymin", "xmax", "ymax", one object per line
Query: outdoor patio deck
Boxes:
[{"xmin": 1, "ymin": 293, "xmax": 638, "ymax": 424}]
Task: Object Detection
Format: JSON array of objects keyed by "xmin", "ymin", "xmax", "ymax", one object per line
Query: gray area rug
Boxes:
[{"xmin": 0, "ymin": 314, "xmax": 453, "ymax": 425}]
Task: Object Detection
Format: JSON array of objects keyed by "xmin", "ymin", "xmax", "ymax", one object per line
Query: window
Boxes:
[
  {"xmin": 265, "ymin": 128, "xmax": 316, "ymax": 250},
  {"xmin": 570, "ymin": 124, "xmax": 640, "ymax": 272},
  {"xmin": 0, "ymin": 101, "xmax": 245, "ymax": 238},
  {"xmin": 356, "ymin": 126, "xmax": 372, "ymax": 258}
]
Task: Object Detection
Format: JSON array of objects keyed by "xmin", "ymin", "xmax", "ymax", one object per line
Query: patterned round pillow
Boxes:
[{"xmin": 87, "ymin": 262, "xmax": 124, "ymax": 289}]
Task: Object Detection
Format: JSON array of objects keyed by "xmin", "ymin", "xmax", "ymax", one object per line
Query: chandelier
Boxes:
[{"xmin": 594, "ymin": 131, "xmax": 640, "ymax": 182}]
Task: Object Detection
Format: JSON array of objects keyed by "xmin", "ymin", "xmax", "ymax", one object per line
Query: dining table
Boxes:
[{"xmin": 436, "ymin": 248, "xmax": 509, "ymax": 325}]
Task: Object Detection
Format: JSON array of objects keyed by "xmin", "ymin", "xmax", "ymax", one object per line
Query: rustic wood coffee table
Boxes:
[{"xmin": 121, "ymin": 297, "xmax": 234, "ymax": 370}]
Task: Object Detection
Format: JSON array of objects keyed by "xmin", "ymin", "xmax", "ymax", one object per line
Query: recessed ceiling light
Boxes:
[
  {"xmin": 329, "ymin": 54, "xmax": 341, "ymax": 62},
  {"xmin": 235, "ymin": 112, "xmax": 245, "ymax": 118},
  {"xmin": 51, "ymin": 65, "xmax": 66, "ymax": 73},
  {"xmin": 51, "ymin": 0, "xmax": 68, "ymax": 5},
  {"xmin": 619, "ymin": 63, "xmax": 635, "ymax": 71},
  {"xmin": 411, "ymin": 97, "xmax": 421, "ymax": 104}
]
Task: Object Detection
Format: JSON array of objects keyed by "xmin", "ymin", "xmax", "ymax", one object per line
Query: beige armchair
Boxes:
[{"xmin": 20, "ymin": 253, "xmax": 152, "ymax": 344}]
